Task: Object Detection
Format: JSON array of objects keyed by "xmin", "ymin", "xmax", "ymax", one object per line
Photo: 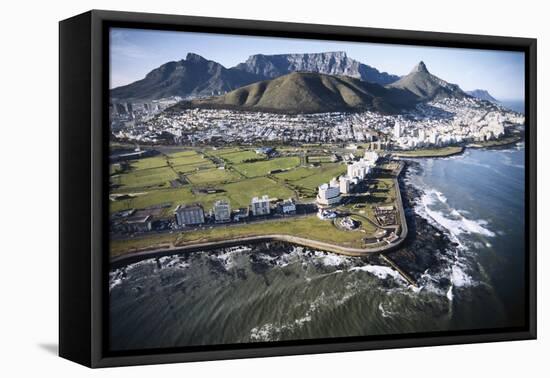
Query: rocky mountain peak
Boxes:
[
  {"xmin": 411, "ymin": 61, "xmax": 429, "ymax": 74},
  {"xmin": 185, "ymin": 52, "xmax": 208, "ymax": 63}
]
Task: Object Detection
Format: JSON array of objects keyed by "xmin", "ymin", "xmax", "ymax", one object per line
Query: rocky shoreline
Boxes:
[{"xmin": 383, "ymin": 161, "xmax": 457, "ymax": 284}]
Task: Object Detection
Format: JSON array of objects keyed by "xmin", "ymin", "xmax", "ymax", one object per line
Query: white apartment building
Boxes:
[
  {"xmin": 251, "ymin": 195, "xmax": 271, "ymax": 216},
  {"xmin": 394, "ymin": 122, "xmax": 402, "ymax": 139},
  {"xmin": 339, "ymin": 176, "xmax": 351, "ymax": 194},
  {"xmin": 317, "ymin": 182, "xmax": 341, "ymax": 206},
  {"xmin": 213, "ymin": 200, "xmax": 231, "ymax": 222}
]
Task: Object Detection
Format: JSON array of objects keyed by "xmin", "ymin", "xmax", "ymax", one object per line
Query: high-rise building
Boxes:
[
  {"xmin": 363, "ymin": 151, "xmax": 379, "ymax": 165},
  {"xmin": 429, "ymin": 132, "xmax": 439, "ymax": 145},
  {"xmin": 393, "ymin": 122, "xmax": 402, "ymax": 139},
  {"xmin": 418, "ymin": 128, "xmax": 426, "ymax": 141},
  {"xmin": 317, "ymin": 182, "xmax": 341, "ymax": 206},
  {"xmin": 174, "ymin": 204, "xmax": 205, "ymax": 226},
  {"xmin": 251, "ymin": 195, "xmax": 271, "ymax": 216},
  {"xmin": 339, "ymin": 176, "xmax": 351, "ymax": 194},
  {"xmin": 213, "ymin": 200, "xmax": 231, "ymax": 222}
]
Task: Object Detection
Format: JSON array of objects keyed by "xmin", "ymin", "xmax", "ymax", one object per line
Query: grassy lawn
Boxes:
[
  {"xmin": 209, "ymin": 147, "xmax": 242, "ymax": 156},
  {"xmin": 113, "ymin": 166, "xmax": 179, "ymax": 191},
  {"xmin": 168, "ymin": 152, "xmax": 207, "ymax": 166},
  {"xmin": 275, "ymin": 167, "xmax": 317, "ymax": 182},
  {"xmin": 186, "ymin": 168, "xmax": 240, "ymax": 185},
  {"xmin": 235, "ymin": 156, "xmax": 300, "ymax": 177},
  {"xmin": 110, "ymin": 215, "xmax": 374, "ymax": 257},
  {"xmin": 468, "ymin": 135, "xmax": 522, "ymax": 148},
  {"xmin": 110, "ymin": 233, "xmax": 178, "ymax": 257},
  {"xmin": 172, "ymin": 161, "xmax": 216, "ymax": 174},
  {"xmin": 293, "ymin": 163, "xmax": 347, "ymax": 191},
  {"xmin": 110, "ymin": 187, "xmax": 196, "ymax": 214},
  {"xmin": 130, "ymin": 156, "xmax": 169, "ymax": 170},
  {"xmin": 307, "ymin": 155, "xmax": 334, "ymax": 163},
  {"xmin": 221, "ymin": 177, "xmax": 295, "ymax": 207},
  {"xmin": 217, "ymin": 149, "xmax": 260, "ymax": 164},
  {"xmin": 392, "ymin": 146, "xmax": 464, "ymax": 157}
]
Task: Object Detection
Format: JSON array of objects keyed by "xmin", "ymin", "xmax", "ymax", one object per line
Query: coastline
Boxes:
[
  {"xmin": 109, "ymin": 138, "xmax": 522, "ymax": 269},
  {"xmin": 110, "ymin": 162, "xmax": 408, "ymax": 266}
]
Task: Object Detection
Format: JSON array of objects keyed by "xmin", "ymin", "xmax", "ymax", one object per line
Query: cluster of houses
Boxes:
[
  {"xmin": 316, "ymin": 151, "xmax": 379, "ymax": 208},
  {"xmin": 173, "ymin": 195, "xmax": 296, "ymax": 228}
]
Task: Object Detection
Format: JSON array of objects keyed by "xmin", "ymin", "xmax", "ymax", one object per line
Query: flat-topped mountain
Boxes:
[
  {"xmin": 466, "ymin": 89, "xmax": 499, "ymax": 103},
  {"xmin": 388, "ymin": 61, "xmax": 469, "ymax": 101},
  {"xmin": 234, "ymin": 51, "xmax": 400, "ymax": 85},
  {"xmin": 110, "ymin": 53, "xmax": 263, "ymax": 101},
  {"xmin": 169, "ymin": 71, "xmax": 418, "ymax": 114}
]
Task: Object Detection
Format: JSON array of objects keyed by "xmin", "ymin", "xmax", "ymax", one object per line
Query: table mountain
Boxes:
[{"xmin": 234, "ymin": 51, "xmax": 400, "ymax": 85}]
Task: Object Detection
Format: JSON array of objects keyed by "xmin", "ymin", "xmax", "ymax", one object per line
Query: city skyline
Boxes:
[{"xmin": 110, "ymin": 27, "xmax": 525, "ymax": 100}]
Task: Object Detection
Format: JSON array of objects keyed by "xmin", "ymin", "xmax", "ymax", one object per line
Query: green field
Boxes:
[
  {"xmin": 111, "ymin": 149, "xmax": 352, "ymax": 215},
  {"xmin": 172, "ymin": 161, "xmax": 216, "ymax": 174},
  {"xmin": 216, "ymin": 149, "xmax": 260, "ymax": 164},
  {"xmin": 186, "ymin": 168, "xmax": 240, "ymax": 185},
  {"xmin": 468, "ymin": 135, "xmax": 522, "ymax": 148},
  {"xmin": 130, "ymin": 156, "xmax": 169, "ymax": 170},
  {"xmin": 110, "ymin": 214, "xmax": 375, "ymax": 257},
  {"xmin": 293, "ymin": 163, "xmax": 347, "ymax": 191},
  {"xmin": 109, "ymin": 145, "xmax": 407, "ymax": 256},
  {"xmin": 392, "ymin": 146, "xmax": 464, "ymax": 158},
  {"xmin": 113, "ymin": 166, "xmax": 178, "ymax": 191},
  {"xmin": 307, "ymin": 155, "xmax": 334, "ymax": 163},
  {"xmin": 110, "ymin": 188, "xmax": 196, "ymax": 214},
  {"xmin": 235, "ymin": 156, "xmax": 301, "ymax": 177},
  {"xmin": 222, "ymin": 177, "xmax": 295, "ymax": 207},
  {"xmin": 275, "ymin": 167, "xmax": 317, "ymax": 182}
]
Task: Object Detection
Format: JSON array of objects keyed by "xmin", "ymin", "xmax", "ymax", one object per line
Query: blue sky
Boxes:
[{"xmin": 110, "ymin": 28, "xmax": 525, "ymax": 100}]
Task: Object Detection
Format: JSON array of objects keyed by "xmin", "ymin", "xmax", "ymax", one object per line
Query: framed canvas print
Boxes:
[{"xmin": 59, "ymin": 10, "xmax": 536, "ymax": 368}]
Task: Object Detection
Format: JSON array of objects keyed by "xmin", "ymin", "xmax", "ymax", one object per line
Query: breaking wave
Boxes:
[{"xmin": 417, "ymin": 188, "xmax": 495, "ymax": 239}]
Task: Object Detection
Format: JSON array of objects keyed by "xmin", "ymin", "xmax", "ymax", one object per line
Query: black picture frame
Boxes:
[{"xmin": 59, "ymin": 9, "xmax": 537, "ymax": 368}]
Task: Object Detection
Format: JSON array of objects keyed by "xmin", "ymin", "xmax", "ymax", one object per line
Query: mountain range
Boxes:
[
  {"xmin": 170, "ymin": 65, "xmax": 459, "ymax": 114},
  {"xmin": 111, "ymin": 52, "xmax": 477, "ymax": 114},
  {"xmin": 110, "ymin": 53, "xmax": 263, "ymax": 101},
  {"xmin": 110, "ymin": 51, "xmax": 401, "ymax": 101}
]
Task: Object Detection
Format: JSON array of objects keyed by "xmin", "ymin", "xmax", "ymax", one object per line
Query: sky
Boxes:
[{"xmin": 110, "ymin": 27, "xmax": 525, "ymax": 101}]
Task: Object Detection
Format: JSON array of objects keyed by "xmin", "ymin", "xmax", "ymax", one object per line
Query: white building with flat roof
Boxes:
[
  {"xmin": 317, "ymin": 182, "xmax": 341, "ymax": 206},
  {"xmin": 363, "ymin": 151, "xmax": 379, "ymax": 165},
  {"xmin": 347, "ymin": 160, "xmax": 370, "ymax": 180},
  {"xmin": 251, "ymin": 195, "xmax": 270, "ymax": 216},
  {"xmin": 339, "ymin": 176, "xmax": 351, "ymax": 194},
  {"xmin": 213, "ymin": 200, "xmax": 231, "ymax": 222},
  {"xmin": 394, "ymin": 122, "xmax": 402, "ymax": 139}
]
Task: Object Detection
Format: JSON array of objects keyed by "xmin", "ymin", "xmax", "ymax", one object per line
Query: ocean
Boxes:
[
  {"xmin": 499, "ymin": 99, "xmax": 525, "ymax": 114},
  {"xmin": 109, "ymin": 144, "xmax": 526, "ymax": 351}
]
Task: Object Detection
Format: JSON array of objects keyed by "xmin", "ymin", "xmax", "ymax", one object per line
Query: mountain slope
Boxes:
[
  {"xmin": 388, "ymin": 61, "xmax": 469, "ymax": 101},
  {"xmin": 467, "ymin": 89, "xmax": 499, "ymax": 103},
  {"xmin": 110, "ymin": 53, "xmax": 263, "ymax": 101},
  {"xmin": 234, "ymin": 51, "xmax": 400, "ymax": 85},
  {"xmin": 170, "ymin": 72, "xmax": 418, "ymax": 114}
]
